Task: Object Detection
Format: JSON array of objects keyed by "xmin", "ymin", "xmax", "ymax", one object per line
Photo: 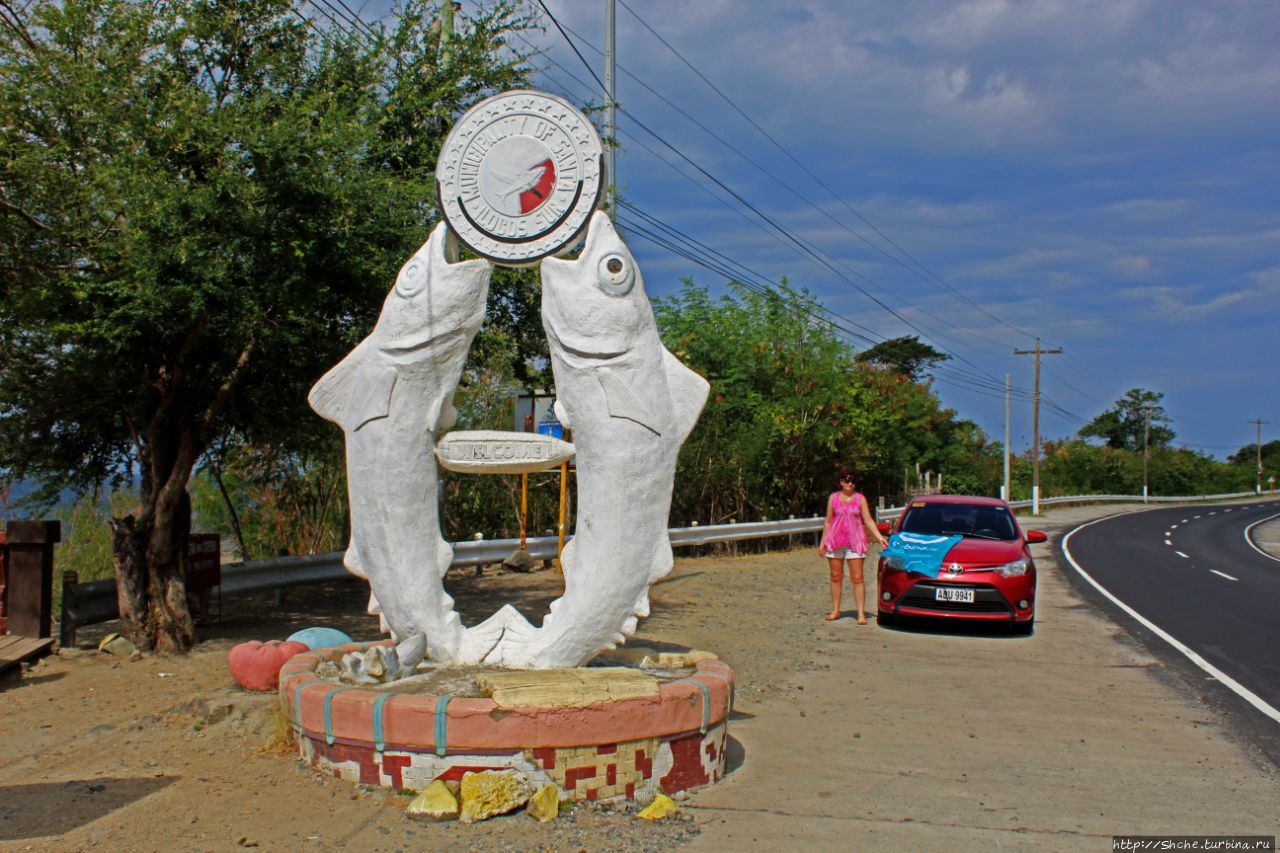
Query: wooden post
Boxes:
[
  {"xmin": 59, "ymin": 570, "xmax": 78, "ymax": 648},
  {"xmin": 555, "ymin": 461, "xmax": 569, "ymax": 572},
  {"xmin": 520, "ymin": 473, "xmax": 529, "ymax": 551},
  {"xmin": 4, "ymin": 520, "xmax": 61, "ymax": 639},
  {"xmin": 0, "ymin": 530, "xmax": 7, "ymax": 635}
]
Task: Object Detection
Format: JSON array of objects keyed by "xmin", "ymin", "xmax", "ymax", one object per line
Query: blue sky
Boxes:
[{"xmin": 448, "ymin": 1, "xmax": 1279, "ymax": 458}]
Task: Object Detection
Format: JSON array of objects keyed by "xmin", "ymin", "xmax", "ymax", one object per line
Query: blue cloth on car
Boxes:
[{"xmin": 881, "ymin": 531, "xmax": 963, "ymax": 579}]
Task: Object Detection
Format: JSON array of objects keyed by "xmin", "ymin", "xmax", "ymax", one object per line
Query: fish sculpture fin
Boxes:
[
  {"xmin": 648, "ymin": 540, "xmax": 674, "ymax": 584},
  {"xmin": 661, "ymin": 349, "xmax": 710, "ymax": 443},
  {"xmin": 308, "ymin": 342, "xmax": 399, "ymax": 433},
  {"xmin": 470, "ymin": 604, "xmax": 538, "ymax": 665},
  {"xmin": 344, "ymin": 545, "xmax": 368, "ymax": 579},
  {"xmin": 558, "ymin": 538, "xmax": 578, "ymax": 580},
  {"xmin": 436, "ymin": 394, "xmax": 458, "ymax": 434},
  {"xmin": 597, "ymin": 369, "xmax": 661, "ymax": 435},
  {"xmin": 434, "ymin": 539, "xmax": 455, "ymax": 580},
  {"xmin": 553, "ymin": 399, "xmax": 572, "ymax": 430}
]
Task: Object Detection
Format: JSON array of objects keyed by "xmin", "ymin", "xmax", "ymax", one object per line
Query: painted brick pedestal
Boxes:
[{"xmin": 279, "ymin": 643, "xmax": 733, "ymax": 802}]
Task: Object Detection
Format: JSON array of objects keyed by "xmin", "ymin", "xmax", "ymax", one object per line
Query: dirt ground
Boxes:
[{"xmin": 1, "ymin": 504, "xmax": 1277, "ymax": 851}]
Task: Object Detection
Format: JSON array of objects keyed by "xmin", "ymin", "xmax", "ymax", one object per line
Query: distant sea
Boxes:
[{"xmin": 2, "ymin": 479, "xmax": 94, "ymax": 521}]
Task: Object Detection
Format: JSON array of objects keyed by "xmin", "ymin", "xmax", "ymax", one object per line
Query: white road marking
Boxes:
[
  {"xmin": 1194, "ymin": 515, "xmax": 1201, "ymax": 519},
  {"xmin": 1243, "ymin": 511, "xmax": 1280, "ymax": 564},
  {"xmin": 1175, "ymin": 551, "xmax": 1190, "ymax": 559},
  {"xmin": 1224, "ymin": 509, "xmax": 1232, "ymax": 513},
  {"xmin": 1210, "ymin": 570, "xmax": 1238, "ymax": 582},
  {"xmin": 1062, "ymin": 514, "xmax": 1280, "ymax": 726},
  {"xmin": 1209, "ymin": 511, "xmax": 1217, "ymax": 516},
  {"xmin": 1164, "ymin": 539, "xmax": 1172, "ymax": 546},
  {"xmin": 1170, "ymin": 524, "xmax": 1179, "ymax": 529}
]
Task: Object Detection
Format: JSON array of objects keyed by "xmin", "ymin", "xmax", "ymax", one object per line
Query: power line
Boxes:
[
  {"xmin": 618, "ymin": 201, "xmax": 1044, "ymax": 404},
  {"xmin": 527, "ymin": 51, "xmax": 1053, "ymax": 405},
  {"xmin": 550, "ymin": 15, "xmax": 1021, "ymax": 359},
  {"xmin": 615, "ymin": 0, "xmax": 1042, "ymax": 344},
  {"xmin": 525, "ymin": 9, "xmax": 1102, "ymax": 424},
  {"xmin": 528, "ymin": 5, "xmax": 1095, "ymax": 416}
]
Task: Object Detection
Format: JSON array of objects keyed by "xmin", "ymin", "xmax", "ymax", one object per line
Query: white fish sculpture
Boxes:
[
  {"xmin": 492, "ymin": 211, "xmax": 709, "ymax": 667},
  {"xmin": 308, "ymin": 223, "xmax": 503, "ymax": 669}
]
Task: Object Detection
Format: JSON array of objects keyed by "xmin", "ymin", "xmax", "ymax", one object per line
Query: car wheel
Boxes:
[
  {"xmin": 1012, "ymin": 617, "xmax": 1034, "ymax": 636},
  {"xmin": 876, "ymin": 610, "xmax": 895, "ymax": 627}
]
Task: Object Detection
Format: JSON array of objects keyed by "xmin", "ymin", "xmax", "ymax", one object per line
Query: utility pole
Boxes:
[
  {"xmin": 1142, "ymin": 402, "xmax": 1156, "ymax": 502},
  {"xmin": 1014, "ymin": 340, "xmax": 1062, "ymax": 515},
  {"xmin": 1250, "ymin": 418, "xmax": 1270, "ymax": 494},
  {"xmin": 1003, "ymin": 373, "xmax": 1011, "ymax": 502},
  {"xmin": 603, "ymin": 0, "xmax": 617, "ymax": 219}
]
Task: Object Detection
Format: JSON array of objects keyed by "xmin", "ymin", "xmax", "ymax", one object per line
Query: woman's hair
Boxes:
[{"xmin": 835, "ymin": 467, "xmax": 857, "ymax": 487}]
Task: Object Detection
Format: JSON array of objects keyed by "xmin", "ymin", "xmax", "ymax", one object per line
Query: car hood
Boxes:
[{"xmin": 937, "ymin": 537, "xmax": 1027, "ymax": 566}]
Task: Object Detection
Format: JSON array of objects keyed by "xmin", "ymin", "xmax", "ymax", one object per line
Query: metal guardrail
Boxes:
[{"xmin": 57, "ymin": 490, "xmax": 1261, "ymax": 643}]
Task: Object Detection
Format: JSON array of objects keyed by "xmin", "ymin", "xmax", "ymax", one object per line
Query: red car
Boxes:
[{"xmin": 876, "ymin": 495, "xmax": 1046, "ymax": 634}]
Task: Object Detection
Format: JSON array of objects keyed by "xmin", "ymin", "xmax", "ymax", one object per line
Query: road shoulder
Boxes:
[{"xmin": 684, "ymin": 501, "xmax": 1278, "ymax": 851}]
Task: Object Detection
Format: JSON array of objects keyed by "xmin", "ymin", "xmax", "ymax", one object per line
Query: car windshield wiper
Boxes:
[{"xmin": 940, "ymin": 530, "xmax": 1007, "ymax": 540}]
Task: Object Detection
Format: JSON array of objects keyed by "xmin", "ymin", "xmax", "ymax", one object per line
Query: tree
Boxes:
[
  {"xmin": 0, "ymin": 0, "xmax": 532, "ymax": 652},
  {"xmin": 652, "ymin": 279, "xmax": 997, "ymax": 520},
  {"xmin": 1229, "ymin": 439, "xmax": 1280, "ymax": 477},
  {"xmin": 1079, "ymin": 389, "xmax": 1175, "ymax": 452},
  {"xmin": 855, "ymin": 335, "xmax": 950, "ymax": 381}
]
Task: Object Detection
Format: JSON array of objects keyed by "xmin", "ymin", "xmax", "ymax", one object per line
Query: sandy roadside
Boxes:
[
  {"xmin": 0, "ymin": 500, "xmax": 1276, "ymax": 851},
  {"xmin": 682, "ymin": 501, "xmax": 1280, "ymax": 851}
]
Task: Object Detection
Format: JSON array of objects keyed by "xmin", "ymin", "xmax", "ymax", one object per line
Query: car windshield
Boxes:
[{"xmin": 898, "ymin": 503, "xmax": 1018, "ymax": 541}]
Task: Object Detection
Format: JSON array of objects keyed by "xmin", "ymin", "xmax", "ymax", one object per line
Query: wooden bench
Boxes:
[{"xmin": 0, "ymin": 634, "xmax": 55, "ymax": 682}]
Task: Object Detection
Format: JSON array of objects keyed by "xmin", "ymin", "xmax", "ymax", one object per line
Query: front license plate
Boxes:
[{"xmin": 935, "ymin": 587, "xmax": 975, "ymax": 603}]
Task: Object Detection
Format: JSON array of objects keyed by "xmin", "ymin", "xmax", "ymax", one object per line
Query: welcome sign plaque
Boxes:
[{"xmin": 436, "ymin": 90, "xmax": 605, "ymax": 266}]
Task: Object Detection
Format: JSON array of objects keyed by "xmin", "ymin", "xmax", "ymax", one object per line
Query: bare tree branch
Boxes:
[{"xmin": 0, "ymin": 194, "xmax": 49, "ymax": 231}]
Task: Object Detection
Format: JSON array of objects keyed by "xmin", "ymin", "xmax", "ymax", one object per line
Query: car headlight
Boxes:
[
  {"xmin": 992, "ymin": 559, "xmax": 1028, "ymax": 578},
  {"xmin": 881, "ymin": 554, "xmax": 905, "ymax": 571}
]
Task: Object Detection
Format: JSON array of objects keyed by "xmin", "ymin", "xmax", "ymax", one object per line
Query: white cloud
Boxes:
[
  {"xmin": 1118, "ymin": 272, "xmax": 1280, "ymax": 322},
  {"xmin": 1112, "ymin": 255, "xmax": 1153, "ymax": 278}
]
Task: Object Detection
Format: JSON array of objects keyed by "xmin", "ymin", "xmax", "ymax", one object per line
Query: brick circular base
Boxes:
[{"xmin": 278, "ymin": 643, "xmax": 734, "ymax": 801}]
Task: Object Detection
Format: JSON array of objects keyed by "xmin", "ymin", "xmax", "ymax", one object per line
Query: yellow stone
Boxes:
[
  {"xmin": 607, "ymin": 646, "xmax": 719, "ymax": 670},
  {"xmin": 637, "ymin": 793, "xmax": 678, "ymax": 820},
  {"xmin": 475, "ymin": 668, "xmax": 660, "ymax": 708},
  {"xmin": 405, "ymin": 780, "xmax": 458, "ymax": 822},
  {"xmin": 97, "ymin": 633, "xmax": 137, "ymax": 658},
  {"xmin": 459, "ymin": 770, "xmax": 533, "ymax": 823},
  {"xmin": 525, "ymin": 783, "xmax": 560, "ymax": 822}
]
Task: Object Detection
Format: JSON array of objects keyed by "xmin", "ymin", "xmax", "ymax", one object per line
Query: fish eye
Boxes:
[
  {"xmin": 395, "ymin": 258, "xmax": 427, "ymax": 297},
  {"xmin": 596, "ymin": 253, "xmax": 634, "ymax": 295}
]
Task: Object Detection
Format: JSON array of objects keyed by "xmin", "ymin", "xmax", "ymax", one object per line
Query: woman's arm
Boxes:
[
  {"xmin": 861, "ymin": 494, "xmax": 888, "ymax": 549},
  {"xmin": 818, "ymin": 494, "xmax": 834, "ymax": 554}
]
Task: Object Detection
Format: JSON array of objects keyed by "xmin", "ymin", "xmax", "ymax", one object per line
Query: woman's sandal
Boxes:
[
  {"xmin": 856, "ymin": 615, "xmax": 868, "ymax": 625},
  {"xmin": 824, "ymin": 611, "xmax": 841, "ymax": 621}
]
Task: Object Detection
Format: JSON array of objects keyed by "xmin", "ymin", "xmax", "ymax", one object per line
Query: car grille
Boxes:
[{"xmin": 898, "ymin": 582, "xmax": 1013, "ymax": 615}]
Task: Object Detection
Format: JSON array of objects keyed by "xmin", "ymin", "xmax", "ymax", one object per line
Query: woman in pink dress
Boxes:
[{"xmin": 818, "ymin": 468, "xmax": 888, "ymax": 624}]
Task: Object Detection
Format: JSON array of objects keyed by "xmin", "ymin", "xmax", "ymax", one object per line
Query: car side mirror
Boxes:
[
  {"xmin": 1024, "ymin": 529, "xmax": 1047, "ymax": 544},
  {"xmin": 876, "ymin": 522, "xmax": 893, "ymax": 535}
]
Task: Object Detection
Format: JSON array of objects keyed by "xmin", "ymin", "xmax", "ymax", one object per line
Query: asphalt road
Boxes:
[{"xmin": 1062, "ymin": 498, "xmax": 1280, "ymax": 723}]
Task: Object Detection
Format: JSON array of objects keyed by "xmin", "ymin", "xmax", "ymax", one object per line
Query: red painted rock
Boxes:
[{"xmin": 228, "ymin": 640, "xmax": 309, "ymax": 692}]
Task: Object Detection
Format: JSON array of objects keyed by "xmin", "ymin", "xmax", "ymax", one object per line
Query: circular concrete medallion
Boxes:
[{"xmin": 436, "ymin": 91, "xmax": 604, "ymax": 267}]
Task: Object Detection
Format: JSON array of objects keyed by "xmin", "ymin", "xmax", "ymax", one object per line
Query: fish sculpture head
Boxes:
[
  {"xmin": 372, "ymin": 222, "xmax": 491, "ymax": 356},
  {"xmin": 540, "ymin": 210, "xmax": 654, "ymax": 360}
]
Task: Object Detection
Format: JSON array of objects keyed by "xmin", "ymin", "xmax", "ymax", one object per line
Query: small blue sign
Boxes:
[{"xmin": 537, "ymin": 421, "xmax": 564, "ymax": 439}]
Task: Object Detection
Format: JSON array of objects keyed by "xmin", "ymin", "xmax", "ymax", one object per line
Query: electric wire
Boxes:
[
  {"xmin": 528, "ymin": 5, "xmax": 1088, "ymax": 412},
  {"xmin": 525, "ymin": 47, "xmax": 1049, "ymax": 403},
  {"xmin": 550, "ymin": 16, "xmax": 1020, "ymax": 360},
  {"xmin": 615, "ymin": 0, "xmax": 1042, "ymax": 344}
]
